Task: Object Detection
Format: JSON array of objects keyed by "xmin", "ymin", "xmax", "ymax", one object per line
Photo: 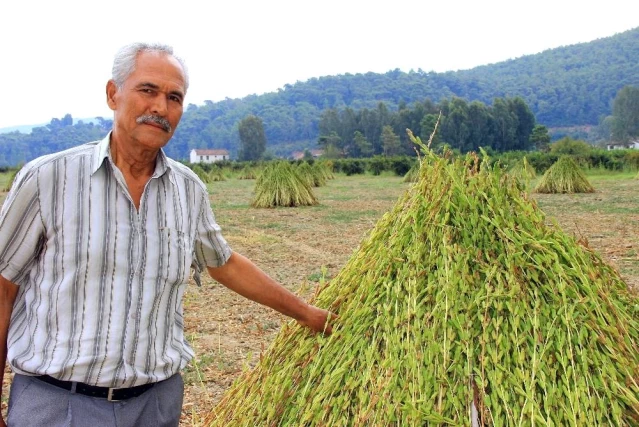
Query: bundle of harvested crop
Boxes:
[
  {"xmin": 403, "ymin": 163, "xmax": 419, "ymax": 183},
  {"xmin": 508, "ymin": 156, "xmax": 536, "ymax": 183},
  {"xmin": 208, "ymin": 136, "xmax": 638, "ymax": 426},
  {"xmin": 533, "ymin": 156, "xmax": 594, "ymax": 193},
  {"xmin": 297, "ymin": 162, "xmax": 326, "ymax": 187},
  {"xmin": 251, "ymin": 161, "xmax": 318, "ymax": 208},
  {"xmin": 191, "ymin": 164, "xmax": 211, "ymax": 184},
  {"xmin": 314, "ymin": 161, "xmax": 334, "ymax": 181},
  {"xmin": 208, "ymin": 168, "xmax": 226, "ymax": 182},
  {"xmin": 237, "ymin": 165, "xmax": 258, "ymax": 180}
]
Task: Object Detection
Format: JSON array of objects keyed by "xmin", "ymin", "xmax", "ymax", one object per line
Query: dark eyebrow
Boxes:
[
  {"xmin": 136, "ymin": 82, "xmax": 160, "ymax": 90},
  {"xmin": 136, "ymin": 82, "xmax": 184, "ymax": 100}
]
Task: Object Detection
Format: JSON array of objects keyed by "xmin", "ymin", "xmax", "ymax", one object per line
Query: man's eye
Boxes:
[{"xmin": 170, "ymin": 95, "xmax": 183, "ymax": 103}]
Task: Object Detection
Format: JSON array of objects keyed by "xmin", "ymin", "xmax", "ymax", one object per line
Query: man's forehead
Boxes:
[{"xmin": 129, "ymin": 51, "xmax": 186, "ymax": 87}]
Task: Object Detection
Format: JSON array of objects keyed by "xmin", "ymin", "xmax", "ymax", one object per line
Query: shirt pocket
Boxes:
[{"xmin": 157, "ymin": 227, "xmax": 192, "ymax": 286}]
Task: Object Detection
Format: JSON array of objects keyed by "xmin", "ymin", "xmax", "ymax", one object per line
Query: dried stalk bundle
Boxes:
[
  {"xmin": 508, "ymin": 156, "xmax": 536, "ymax": 183},
  {"xmin": 208, "ymin": 168, "xmax": 226, "ymax": 182},
  {"xmin": 208, "ymin": 138, "xmax": 638, "ymax": 425},
  {"xmin": 237, "ymin": 165, "xmax": 257, "ymax": 180},
  {"xmin": 251, "ymin": 161, "xmax": 318, "ymax": 208},
  {"xmin": 533, "ymin": 156, "xmax": 594, "ymax": 193},
  {"xmin": 191, "ymin": 164, "xmax": 210, "ymax": 184},
  {"xmin": 315, "ymin": 160, "xmax": 335, "ymax": 181},
  {"xmin": 403, "ymin": 163, "xmax": 419, "ymax": 183},
  {"xmin": 297, "ymin": 162, "xmax": 326, "ymax": 187}
]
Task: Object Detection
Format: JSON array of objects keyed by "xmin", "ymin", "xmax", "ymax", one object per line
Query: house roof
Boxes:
[{"xmin": 192, "ymin": 149, "xmax": 229, "ymax": 156}]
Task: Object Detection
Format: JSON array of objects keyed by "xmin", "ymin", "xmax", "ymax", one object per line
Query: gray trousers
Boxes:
[{"xmin": 7, "ymin": 373, "xmax": 184, "ymax": 427}]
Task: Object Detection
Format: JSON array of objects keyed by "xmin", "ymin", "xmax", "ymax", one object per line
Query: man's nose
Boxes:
[{"xmin": 151, "ymin": 96, "xmax": 168, "ymax": 116}]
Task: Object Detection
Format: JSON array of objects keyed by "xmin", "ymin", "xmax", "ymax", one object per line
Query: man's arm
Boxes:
[
  {"xmin": 0, "ymin": 275, "xmax": 18, "ymax": 427},
  {"xmin": 207, "ymin": 252, "xmax": 333, "ymax": 334}
]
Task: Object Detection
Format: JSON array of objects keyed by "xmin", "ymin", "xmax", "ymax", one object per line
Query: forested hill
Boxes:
[
  {"xmin": 167, "ymin": 26, "xmax": 639, "ymax": 158},
  {"xmin": 1, "ymin": 27, "xmax": 638, "ymax": 166}
]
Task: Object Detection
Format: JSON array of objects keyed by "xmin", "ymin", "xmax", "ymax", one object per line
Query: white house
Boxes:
[
  {"xmin": 190, "ymin": 149, "xmax": 230, "ymax": 163},
  {"xmin": 606, "ymin": 140, "xmax": 639, "ymax": 150}
]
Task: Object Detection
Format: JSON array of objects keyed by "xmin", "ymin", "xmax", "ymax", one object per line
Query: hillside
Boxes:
[
  {"xmin": 164, "ymin": 26, "xmax": 638, "ymax": 158},
  {"xmin": 0, "ymin": 27, "xmax": 637, "ymax": 165}
]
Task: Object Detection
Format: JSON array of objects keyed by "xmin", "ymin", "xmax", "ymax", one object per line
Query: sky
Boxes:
[{"xmin": 0, "ymin": 0, "xmax": 637, "ymax": 129}]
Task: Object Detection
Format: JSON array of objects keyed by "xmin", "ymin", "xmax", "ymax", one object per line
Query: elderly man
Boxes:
[{"xmin": 0, "ymin": 42, "xmax": 332, "ymax": 427}]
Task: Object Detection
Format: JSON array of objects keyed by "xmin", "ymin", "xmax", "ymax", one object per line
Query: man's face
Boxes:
[{"xmin": 107, "ymin": 51, "xmax": 186, "ymax": 150}]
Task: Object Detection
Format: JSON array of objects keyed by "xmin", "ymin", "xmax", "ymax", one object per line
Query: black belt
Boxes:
[{"xmin": 34, "ymin": 375, "xmax": 156, "ymax": 401}]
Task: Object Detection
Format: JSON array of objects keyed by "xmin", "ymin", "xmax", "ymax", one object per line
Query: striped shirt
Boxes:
[{"xmin": 0, "ymin": 133, "xmax": 232, "ymax": 387}]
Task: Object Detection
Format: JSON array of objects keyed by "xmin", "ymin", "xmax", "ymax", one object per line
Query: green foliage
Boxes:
[
  {"xmin": 367, "ymin": 156, "xmax": 388, "ymax": 176},
  {"xmin": 611, "ymin": 85, "xmax": 639, "ymax": 142},
  {"xmin": 238, "ymin": 115, "xmax": 267, "ymax": 161},
  {"xmin": 529, "ymin": 124, "xmax": 551, "ymax": 152},
  {"xmin": 336, "ymin": 159, "xmax": 366, "ymax": 176},
  {"xmin": 549, "ymin": 137, "xmax": 593, "ymax": 156},
  {"xmin": 0, "ymin": 116, "xmax": 111, "ymax": 167},
  {"xmin": 390, "ymin": 156, "xmax": 414, "ymax": 176}
]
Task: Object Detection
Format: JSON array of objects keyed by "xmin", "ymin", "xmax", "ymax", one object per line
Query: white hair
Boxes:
[{"xmin": 111, "ymin": 42, "xmax": 189, "ymax": 92}]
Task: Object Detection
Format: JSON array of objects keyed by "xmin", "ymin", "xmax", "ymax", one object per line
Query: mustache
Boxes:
[{"xmin": 136, "ymin": 115, "xmax": 172, "ymax": 133}]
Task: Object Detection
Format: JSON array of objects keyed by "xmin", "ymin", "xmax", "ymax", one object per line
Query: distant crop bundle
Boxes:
[
  {"xmin": 207, "ymin": 140, "xmax": 638, "ymax": 425},
  {"xmin": 296, "ymin": 162, "xmax": 326, "ymax": 187},
  {"xmin": 237, "ymin": 165, "xmax": 257, "ymax": 180},
  {"xmin": 533, "ymin": 156, "xmax": 594, "ymax": 193},
  {"xmin": 251, "ymin": 161, "xmax": 318, "ymax": 208},
  {"xmin": 508, "ymin": 156, "xmax": 536, "ymax": 183}
]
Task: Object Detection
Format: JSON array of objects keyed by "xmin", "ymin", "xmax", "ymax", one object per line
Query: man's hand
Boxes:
[{"xmin": 298, "ymin": 305, "xmax": 336, "ymax": 335}]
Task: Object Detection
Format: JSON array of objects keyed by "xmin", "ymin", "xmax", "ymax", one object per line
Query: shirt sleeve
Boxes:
[
  {"xmin": 0, "ymin": 166, "xmax": 46, "ymax": 284},
  {"xmin": 192, "ymin": 192, "xmax": 232, "ymax": 282}
]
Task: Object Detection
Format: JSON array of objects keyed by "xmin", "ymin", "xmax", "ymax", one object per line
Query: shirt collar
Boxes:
[{"xmin": 91, "ymin": 131, "xmax": 171, "ymax": 178}]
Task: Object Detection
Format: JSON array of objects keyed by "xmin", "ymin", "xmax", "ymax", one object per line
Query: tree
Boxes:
[
  {"xmin": 351, "ymin": 131, "xmax": 373, "ymax": 158},
  {"xmin": 530, "ymin": 124, "xmax": 551, "ymax": 152},
  {"xmin": 440, "ymin": 98, "xmax": 470, "ymax": 151},
  {"xmin": 491, "ymin": 98, "xmax": 518, "ymax": 151},
  {"xmin": 508, "ymin": 97, "xmax": 536, "ymax": 150},
  {"xmin": 238, "ymin": 115, "xmax": 267, "ymax": 161},
  {"xmin": 381, "ymin": 126, "xmax": 401, "ymax": 156},
  {"xmin": 549, "ymin": 137, "xmax": 592, "ymax": 156},
  {"xmin": 611, "ymin": 85, "xmax": 639, "ymax": 142}
]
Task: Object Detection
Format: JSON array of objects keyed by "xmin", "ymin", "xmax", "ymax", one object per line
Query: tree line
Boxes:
[{"xmin": 1, "ymin": 81, "xmax": 639, "ymax": 167}]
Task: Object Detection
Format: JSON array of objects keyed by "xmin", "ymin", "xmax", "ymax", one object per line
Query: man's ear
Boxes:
[{"xmin": 106, "ymin": 80, "xmax": 118, "ymax": 111}]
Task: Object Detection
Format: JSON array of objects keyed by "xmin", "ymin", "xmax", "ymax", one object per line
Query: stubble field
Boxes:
[{"xmin": 1, "ymin": 169, "xmax": 638, "ymax": 425}]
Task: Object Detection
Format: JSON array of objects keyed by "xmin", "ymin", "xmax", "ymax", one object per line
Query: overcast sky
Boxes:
[{"xmin": 1, "ymin": 0, "xmax": 637, "ymax": 129}]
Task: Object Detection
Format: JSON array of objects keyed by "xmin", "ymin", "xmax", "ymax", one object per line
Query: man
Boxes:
[{"xmin": 0, "ymin": 42, "xmax": 333, "ymax": 427}]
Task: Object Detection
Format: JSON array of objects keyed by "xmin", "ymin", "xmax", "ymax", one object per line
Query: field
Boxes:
[{"xmin": 1, "ymin": 169, "xmax": 638, "ymax": 425}]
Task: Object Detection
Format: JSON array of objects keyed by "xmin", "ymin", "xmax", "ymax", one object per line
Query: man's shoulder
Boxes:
[
  {"xmin": 166, "ymin": 158, "xmax": 207, "ymax": 189},
  {"xmin": 23, "ymin": 141, "xmax": 100, "ymax": 173}
]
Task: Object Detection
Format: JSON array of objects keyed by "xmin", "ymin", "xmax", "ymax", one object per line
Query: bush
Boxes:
[
  {"xmin": 340, "ymin": 159, "xmax": 366, "ymax": 176},
  {"xmin": 390, "ymin": 156, "xmax": 414, "ymax": 176},
  {"xmin": 368, "ymin": 156, "xmax": 389, "ymax": 176}
]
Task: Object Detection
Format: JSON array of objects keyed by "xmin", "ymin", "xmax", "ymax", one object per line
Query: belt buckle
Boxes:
[{"xmin": 107, "ymin": 388, "xmax": 120, "ymax": 402}]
